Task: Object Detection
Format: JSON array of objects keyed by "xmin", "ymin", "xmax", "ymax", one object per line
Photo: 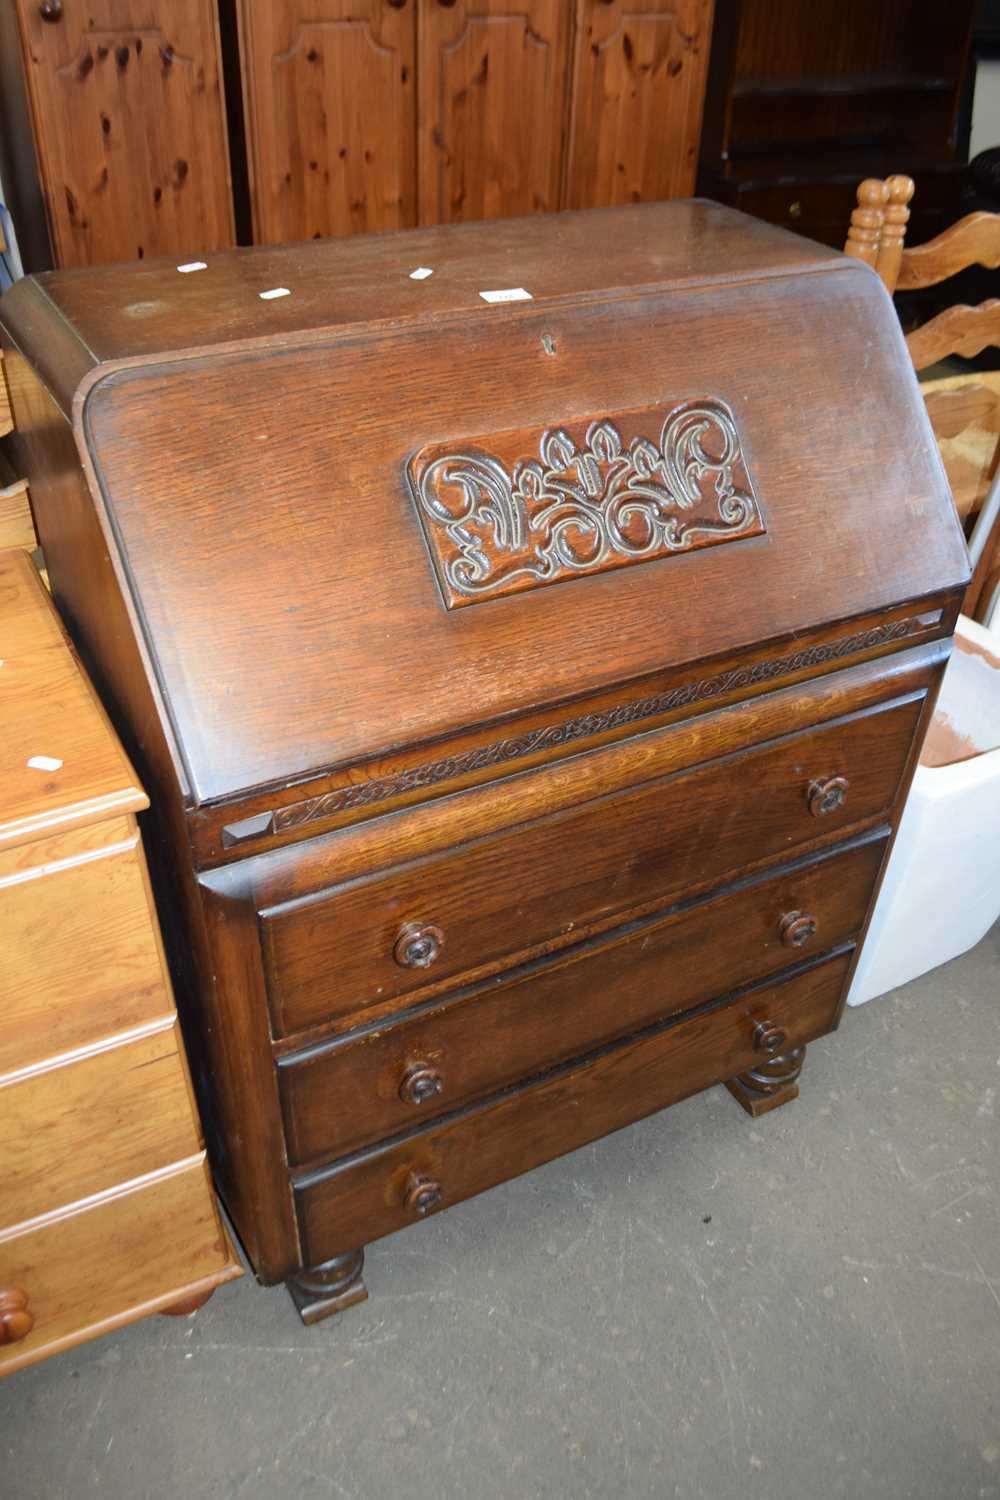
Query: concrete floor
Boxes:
[{"xmin": 4, "ymin": 927, "xmax": 999, "ymax": 1500}]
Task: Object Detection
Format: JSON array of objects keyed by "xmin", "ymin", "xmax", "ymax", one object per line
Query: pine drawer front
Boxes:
[
  {"xmin": 1, "ymin": 1023, "xmax": 202, "ymax": 1230},
  {"xmin": 0, "ymin": 1160, "xmax": 239, "ymax": 1377},
  {"xmin": 280, "ymin": 835, "xmax": 887, "ymax": 1164},
  {"xmin": 294, "ymin": 950, "xmax": 852, "ymax": 1261},
  {"xmin": 263, "ymin": 693, "xmax": 923, "ymax": 1036},
  {"xmin": 0, "ymin": 817, "xmax": 173, "ymax": 1076}
]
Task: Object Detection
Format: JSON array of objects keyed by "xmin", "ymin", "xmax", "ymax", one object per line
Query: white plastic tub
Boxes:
[{"xmin": 849, "ymin": 614, "xmax": 1000, "ymax": 1004}]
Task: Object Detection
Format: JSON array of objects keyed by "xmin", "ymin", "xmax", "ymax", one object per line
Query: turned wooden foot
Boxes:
[
  {"xmin": 726, "ymin": 1029, "xmax": 806, "ymax": 1118},
  {"xmin": 160, "ymin": 1287, "xmax": 217, "ymax": 1317},
  {"xmin": 287, "ymin": 1249, "xmax": 368, "ymax": 1326}
]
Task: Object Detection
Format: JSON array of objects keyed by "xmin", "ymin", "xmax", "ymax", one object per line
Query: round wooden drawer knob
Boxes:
[
  {"xmin": 808, "ymin": 775, "xmax": 849, "ymax": 817},
  {"xmin": 399, "ymin": 1062, "xmax": 444, "ymax": 1106},
  {"xmin": 393, "ymin": 922, "xmax": 445, "ymax": 970},
  {"xmin": 753, "ymin": 1022, "xmax": 788, "ymax": 1056},
  {"xmin": 403, "ymin": 1170, "xmax": 442, "ymax": 1216},
  {"xmin": 39, "ymin": 0, "xmax": 63, "ymax": 20},
  {"xmin": 779, "ymin": 910, "xmax": 818, "ymax": 948},
  {"xmin": 0, "ymin": 1288, "xmax": 34, "ymax": 1345}
]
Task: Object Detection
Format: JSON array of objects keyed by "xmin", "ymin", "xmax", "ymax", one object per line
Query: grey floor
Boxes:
[{"xmin": 4, "ymin": 929, "xmax": 999, "ymax": 1500}]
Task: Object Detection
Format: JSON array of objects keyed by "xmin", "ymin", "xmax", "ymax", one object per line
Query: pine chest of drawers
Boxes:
[{"xmin": 0, "ymin": 202, "xmax": 970, "ymax": 1322}]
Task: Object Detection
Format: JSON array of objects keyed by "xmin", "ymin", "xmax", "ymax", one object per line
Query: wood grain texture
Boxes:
[
  {"xmin": 262, "ymin": 692, "xmax": 922, "ymax": 1036},
  {"xmin": 0, "ymin": 1023, "xmax": 200, "ymax": 1228},
  {"xmin": 13, "ymin": 0, "xmax": 234, "ymax": 268},
  {"xmin": 896, "ymin": 210, "xmax": 1000, "ymax": 292},
  {"xmin": 906, "ymin": 301, "xmax": 1000, "ymax": 372},
  {"xmin": 565, "ymin": 0, "xmax": 713, "ymax": 210},
  {"xmin": 76, "ymin": 259, "xmax": 966, "ymax": 804},
  {"xmin": 237, "ymin": 0, "xmax": 417, "ymax": 243},
  {"xmin": 0, "ymin": 551, "xmax": 145, "ymax": 850},
  {"xmin": 0, "ymin": 1160, "xmax": 240, "ymax": 1378},
  {"xmin": 280, "ymin": 834, "xmax": 886, "ymax": 1163},
  {"xmin": 417, "ymin": 0, "xmax": 572, "ymax": 226},
  {"xmin": 0, "ymin": 817, "xmax": 173, "ymax": 1077},
  {"xmin": 295, "ymin": 951, "xmax": 852, "ymax": 1262}
]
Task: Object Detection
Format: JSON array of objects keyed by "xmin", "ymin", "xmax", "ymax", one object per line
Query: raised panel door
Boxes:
[
  {"xmin": 565, "ymin": 0, "xmax": 714, "ymax": 210},
  {"xmin": 417, "ymin": 0, "xmax": 572, "ymax": 225},
  {"xmin": 237, "ymin": 0, "xmax": 417, "ymax": 242},
  {"xmin": 14, "ymin": 0, "xmax": 234, "ymax": 266}
]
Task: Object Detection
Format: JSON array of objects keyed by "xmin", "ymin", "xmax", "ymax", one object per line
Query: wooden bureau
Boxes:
[
  {"xmin": 0, "ymin": 551, "xmax": 241, "ymax": 1375},
  {"xmin": 0, "ymin": 202, "xmax": 970, "ymax": 1323}
]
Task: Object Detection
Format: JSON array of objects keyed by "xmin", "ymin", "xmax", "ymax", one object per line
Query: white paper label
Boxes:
[
  {"xmin": 479, "ymin": 287, "xmax": 533, "ymax": 304},
  {"xmin": 259, "ymin": 287, "xmax": 291, "ymax": 300},
  {"xmin": 177, "ymin": 261, "xmax": 207, "ymax": 274},
  {"xmin": 409, "ymin": 267, "xmax": 434, "ymax": 280},
  {"xmin": 27, "ymin": 755, "xmax": 63, "ymax": 772}
]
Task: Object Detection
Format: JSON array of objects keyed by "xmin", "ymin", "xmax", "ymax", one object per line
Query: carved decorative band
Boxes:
[
  {"xmin": 408, "ymin": 400, "xmax": 766, "ymax": 609},
  {"xmin": 269, "ymin": 615, "xmax": 927, "ymax": 835}
]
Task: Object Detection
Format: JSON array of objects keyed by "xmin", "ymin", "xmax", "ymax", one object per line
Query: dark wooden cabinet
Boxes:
[
  {"xmin": 13, "ymin": 0, "xmax": 235, "ymax": 266},
  {"xmin": 698, "ymin": 0, "xmax": 976, "ymax": 249},
  {"xmin": 0, "ymin": 201, "xmax": 969, "ymax": 1322}
]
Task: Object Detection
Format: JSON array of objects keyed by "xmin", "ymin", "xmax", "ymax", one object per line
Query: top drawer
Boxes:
[{"xmin": 261, "ymin": 688, "xmax": 925, "ymax": 1037}]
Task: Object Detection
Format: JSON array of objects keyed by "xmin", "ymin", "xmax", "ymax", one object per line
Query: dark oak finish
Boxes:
[
  {"xmin": 262, "ymin": 696, "xmax": 919, "ymax": 1037},
  {"xmin": 698, "ymin": 0, "xmax": 975, "ymax": 251},
  {"xmin": 295, "ymin": 951, "xmax": 853, "ymax": 1264},
  {"xmin": 0, "ymin": 204, "xmax": 968, "ymax": 1320},
  {"xmin": 279, "ymin": 834, "xmax": 887, "ymax": 1164}
]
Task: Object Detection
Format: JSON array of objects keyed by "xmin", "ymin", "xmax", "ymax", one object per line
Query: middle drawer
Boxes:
[
  {"xmin": 262, "ymin": 690, "xmax": 922, "ymax": 1037},
  {"xmin": 278, "ymin": 831, "xmax": 886, "ymax": 1164}
]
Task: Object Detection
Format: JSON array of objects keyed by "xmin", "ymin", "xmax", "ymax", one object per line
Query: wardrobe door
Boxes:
[
  {"xmin": 14, "ymin": 0, "xmax": 234, "ymax": 267},
  {"xmin": 564, "ymin": 0, "xmax": 714, "ymax": 210},
  {"xmin": 417, "ymin": 0, "xmax": 572, "ymax": 226},
  {"xmin": 237, "ymin": 0, "xmax": 417, "ymax": 243}
]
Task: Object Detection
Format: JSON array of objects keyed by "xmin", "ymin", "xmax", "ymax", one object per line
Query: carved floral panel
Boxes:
[{"xmin": 407, "ymin": 399, "xmax": 766, "ymax": 609}]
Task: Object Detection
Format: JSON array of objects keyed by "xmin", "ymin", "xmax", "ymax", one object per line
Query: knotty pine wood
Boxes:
[
  {"xmin": 1, "ymin": 1023, "xmax": 200, "ymax": 1228},
  {"xmin": 0, "ymin": 817, "xmax": 173, "ymax": 1078},
  {"xmin": 564, "ymin": 0, "xmax": 713, "ymax": 211},
  {"xmin": 0, "ymin": 551, "xmax": 145, "ymax": 850},
  {"xmin": 262, "ymin": 693, "xmax": 922, "ymax": 1036},
  {"xmin": 13, "ymin": 0, "xmax": 234, "ymax": 268},
  {"xmin": 416, "ymin": 0, "xmax": 572, "ymax": 226},
  {"xmin": 280, "ymin": 834, "xmax": 886, "ymax": 1163},
  {"xmin": 295, "ymin": 951, "xmax": 852, "ymax": 1263},
  {"xmin": 0, "ymin": 1160, "xmax": 241, "ymax": 1377},
  {"xmin": 237, "ymin": 0, "xmax": 417, "ymax": 244}
]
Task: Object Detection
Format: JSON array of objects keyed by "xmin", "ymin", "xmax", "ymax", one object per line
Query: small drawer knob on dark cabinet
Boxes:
[
  {"xmin": 779, "ymin": 910, "xmax": 818, "ymax": 949},
  {"xmin": 808, "ymin": 775, "xmax": 849, "ymax": 817},
  {"xmin": 39, "ymin": 1, "xmax": 63, "ymax": 20},
  {"xmin": 403, "ymin": 1171, "xmax": 443, "ymax": 1216},
  {"xmin": 0, "ymin": 1288, "xmax": 34, "ymax": 1345},
  {"xmin": 399, "ymin": 1062, "xmax": 444, "ymax": 1106},
  {"xmin": 753, "ymin": 1022, "xmax": 788, "ymax": 1056},
  {"xmin": 394, "ymin": 922, "xmax": 445, "ymax": 970}
]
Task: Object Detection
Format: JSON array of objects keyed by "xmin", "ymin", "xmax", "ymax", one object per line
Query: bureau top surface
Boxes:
[
  {"xmin": 0, "ymin": 203, "xmax": 971, "ymax": 806},
  {"xmin": 0, "ymin": 552, "xmax": 145, "ymax": 849},
  {"xmin": 7, "ymin": 202, "xmax": 836, "ymax": 398}
]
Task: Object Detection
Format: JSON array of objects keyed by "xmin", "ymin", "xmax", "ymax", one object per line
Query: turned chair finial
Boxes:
[
  {"xmin": 877, "ymin": 176, "xmax": 915, "ymax": 293},
  {"xmin": 844, "ymin": 178, "xmax": 890, "ymax": 269}
]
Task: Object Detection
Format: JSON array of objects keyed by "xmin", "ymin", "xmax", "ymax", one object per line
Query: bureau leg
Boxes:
[
  {"xmin": 725, "ymin": 1044, "xmax": 806, "ymax": 1118},
  {"xmin": 286, "ymin": 1249, "xmax": 368, "ymax": 1326}
]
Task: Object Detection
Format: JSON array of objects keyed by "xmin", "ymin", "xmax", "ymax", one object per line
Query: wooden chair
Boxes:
[{"xmin": 845, "ymin": 176, "xmax": 1000, "ymax": 620}]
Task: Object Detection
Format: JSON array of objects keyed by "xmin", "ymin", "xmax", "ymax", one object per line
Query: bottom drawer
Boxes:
[
  {"xmin": 295, "ymin": 949, "xmax": 853, "ymax": 1263},
  {"xmin": 0, "ymin": 1159, "xmax": 240, "ymax": 1377}
]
